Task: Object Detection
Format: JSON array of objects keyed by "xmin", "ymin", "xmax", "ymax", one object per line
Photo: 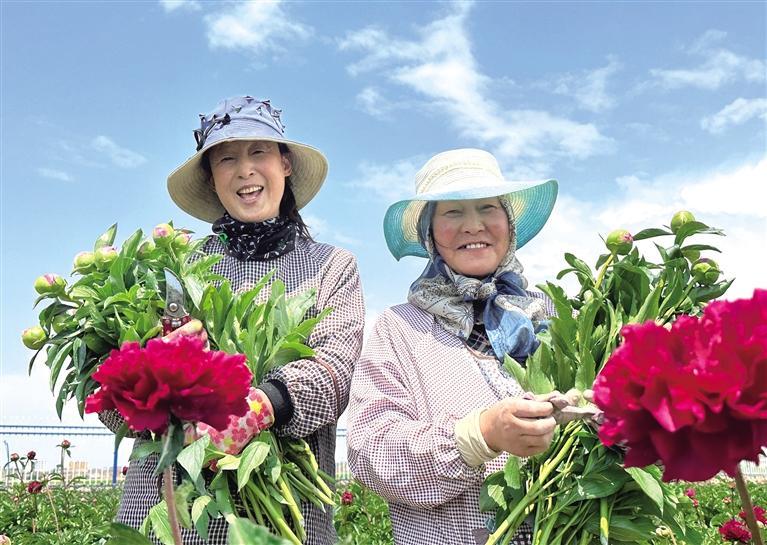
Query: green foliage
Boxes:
[
  {"xmin": 0, "ymin": 484, "xmax": 121, "ymax": 544},
  {"xmin": 483, "ymin": 214, "xmax": 733, "ymax": 545},
  {"xmin": 29, "ymin": 223, "xmax": 221, "ymax": 418},
  {"xmin": 335, "ymin": 480, "xmax": 394, "ymax": 545}
]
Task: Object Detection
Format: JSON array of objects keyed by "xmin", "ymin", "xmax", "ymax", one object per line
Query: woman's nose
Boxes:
[
  {"xmin": 462, "ymin": 211, "xmax": 484, "ymax": 233},
  {"xmin": 237, "ymin": 156, "xmax": 256, "ymax": 178}
]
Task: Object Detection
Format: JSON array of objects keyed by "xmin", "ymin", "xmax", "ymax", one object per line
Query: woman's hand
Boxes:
[
  {"xmin": 479, "ymin": 395, "xmax": 557, "ymax": 457},
  {"xmin": 187, "ymin": 387, "xmax": 275, "ymax": 455},
  {"xmin": 162, "ymin": 318, "xmax": 209, "ymax": 346}
]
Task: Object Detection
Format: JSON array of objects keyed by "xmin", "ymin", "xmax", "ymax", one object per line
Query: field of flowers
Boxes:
[{"xmin": 1, "ymin": 473, "xmax": 765, "ymax": 544}]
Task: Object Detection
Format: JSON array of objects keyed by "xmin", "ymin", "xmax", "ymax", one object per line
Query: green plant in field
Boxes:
[{"xmin": 334, "ymin": 480, "xmax": 394, "ymax": 545}]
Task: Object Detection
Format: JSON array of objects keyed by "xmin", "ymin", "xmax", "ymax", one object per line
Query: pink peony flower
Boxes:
[
  {"xmin": 594, "ymin": 289, "xmax": 767, "ymax": 481},
  {"xmin": 341, "ymin": 490, "xmax": 354, "ymax": 505},
  {"xmin": 719, "ymin": 518, "xmax": 752, "ymax": 542},
  {"xmin": 85, "ymin": 335, "xmax": 251, "ymax": 434},
  {"xmin": 739, "ymin": 505, "xmax": 767, "ymax": 525}
]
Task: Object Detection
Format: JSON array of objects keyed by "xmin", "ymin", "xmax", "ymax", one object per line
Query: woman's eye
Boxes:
[
  {"xmin": 250, "ymin": 149, "xmax": 264, "ymax": 155},
  {"xmin": 444, "ymin": 210, "xmax": 462, "ymax": 217},
  {"xmin": 218, "ymin": 156, "xmax": 233, "ymax": 163}
]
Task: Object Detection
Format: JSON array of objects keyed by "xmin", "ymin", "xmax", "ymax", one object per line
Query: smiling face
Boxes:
[
  {"xmin": 431, "ymin": 197, "xmax": 511, "ymax": 278},
  {"xmin": 208, "ymin": 140, "xmax": 292, "ymax": 223}
]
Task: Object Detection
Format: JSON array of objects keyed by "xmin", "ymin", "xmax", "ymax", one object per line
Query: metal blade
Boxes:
[{"xmin": 163, "ymin": 269, "xmax": 186, "ymax": 318}]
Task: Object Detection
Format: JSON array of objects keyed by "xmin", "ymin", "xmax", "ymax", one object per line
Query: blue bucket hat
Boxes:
[
  {"xmin": 167, "ymin": 96, "xmax": 328, "ymax": 223},
  {"xmin": 384, "ymin": 148, "xmax": 558, "ymax": 259}
]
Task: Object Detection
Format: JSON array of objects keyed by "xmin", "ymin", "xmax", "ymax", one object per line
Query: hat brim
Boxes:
[
  {"xmin": 167, "ymin": 136, "xmax": 328, "ymax": 223},
  {"xmin": 383, "ymin": 179, "xmax": 558, "ymax": 259}
]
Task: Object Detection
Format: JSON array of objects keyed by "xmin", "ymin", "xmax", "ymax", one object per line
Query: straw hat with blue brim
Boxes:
[
  {"xmin": 384, "ymin": 148, "xmax": 558, "ymax": 260},
  {"xmin": 168, "ymin": 95, "xmax": 328, "ymax": 223}
]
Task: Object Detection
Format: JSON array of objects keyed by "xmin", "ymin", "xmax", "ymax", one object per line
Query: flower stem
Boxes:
[
  {"xmin": 735, "ymin": 464, "xmax": 764, "ymax": 545},
  {"xmin": 45, "ymin": 488, "xmax": 63, "ymax": 545},
  {"xmin": 163, "ymin": 467, "xmax": 184, "ymax": 545},
  {"xmin": 594, "ymin": 254, "xmax": 615, "ymax": 291}
]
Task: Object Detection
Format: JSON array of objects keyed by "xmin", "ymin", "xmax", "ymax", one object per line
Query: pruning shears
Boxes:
[{"xmin": 162, "ymin": 269, "xmax": 191, "ymax": 335}]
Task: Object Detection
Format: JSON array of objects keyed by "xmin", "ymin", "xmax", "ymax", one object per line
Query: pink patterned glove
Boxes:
[{"xmin": 186, "ymin": 387, "xmax": 274, "ymax": 455}]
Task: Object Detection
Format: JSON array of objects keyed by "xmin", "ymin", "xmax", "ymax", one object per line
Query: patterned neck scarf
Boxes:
[
  {"xmin": 407, "ymin": 197, "xmax": 548, "ymax": 362},
  {"xmin": 212, "ymin": 213, "xmax": 297, "ymax": 261}
]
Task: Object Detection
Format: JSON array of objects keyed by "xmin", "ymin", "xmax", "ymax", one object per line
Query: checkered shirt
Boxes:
[
  {"xmin": 100, "ymin": 236, "xmax": 365, "ymax": 544},
  {"xmin": 347, "ymin": 293, "xmax": 555, "ymax": 545}
]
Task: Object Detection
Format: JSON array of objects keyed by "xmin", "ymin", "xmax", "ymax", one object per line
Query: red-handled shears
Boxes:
[{"xmin": 162, "ymin": 269, "xmax": 191, "ymax": 335}]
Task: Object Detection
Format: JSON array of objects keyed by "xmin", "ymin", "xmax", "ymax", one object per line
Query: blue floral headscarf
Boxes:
[{"xmin": 407, "ymin": 196, "xmax": 547, "ymax": 362}]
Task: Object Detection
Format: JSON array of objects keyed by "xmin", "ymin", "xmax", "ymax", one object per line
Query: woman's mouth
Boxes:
[
  {"xmin": 459, "ymin": 242, "xmax": 490, "ymax": 250},
  {"xmin": 237, "ymin": 185, "xmax": 263, "ymax": 203}
]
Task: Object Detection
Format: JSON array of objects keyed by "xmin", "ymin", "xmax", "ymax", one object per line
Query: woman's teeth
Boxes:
[
  {"xmin": 462, "ymin": 243, "xmax": 489, "ymax": 249},
  {"xmin": 237, "ymin": 186, "xmax": 263, "ymax": 196}
]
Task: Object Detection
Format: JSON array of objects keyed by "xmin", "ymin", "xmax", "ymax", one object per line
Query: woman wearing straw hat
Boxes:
[
  {"xmin": 100, "ymin": 96, "xmax": 365, "ymax": 544},
  {"xmin": 347, "ymin": 149, "xmax": 560, "ymax": 545}
]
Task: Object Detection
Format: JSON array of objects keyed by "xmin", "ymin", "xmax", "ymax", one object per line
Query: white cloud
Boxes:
[
  {"xmin": 159, "ymin": 0, "xmax": 200, "ymax": 12},
  {"xmin": 356, "ymin": 87, "xmax": 394, "ymax": 118},
  {"xmin": 303, "ymin": 214, "xmax": 361, "ymax": 247},
  {"xmin": 551, "ymin": 56, "xmax": 622, "ymax": 112},
  {"xmin": 701, "ymin": 97, "xmax": 767, "ymax": 133},
  {"xmin": 649, "ymin": 30, "xmax": 766, "ymax": 90},
  {"xmin": 37, "ymin": 167, "xmax": 73, "ymax": 182},
  {"xmin": 339, "ymin": 3, "xmax": 611, "ymax": 167},
  {"xmin": 205, "ymin": 1, "xmax": 312, "ymax": 53},
  {"xmin": 91, "ymin": 136, "xmax": 147, "ymax": 168},
  {"xmin": 511, "ymin": 156, "xmax": 767, "ymax": 300},
  {"xmin": 347, "ymin": 156, "xmax": 423, "ymax": 201}
]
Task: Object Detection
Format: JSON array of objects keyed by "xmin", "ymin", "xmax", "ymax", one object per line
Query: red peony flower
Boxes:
[
  {"xmin": 719, "ymin": 518, "xmax": 752, "ymax": 542},
  {"xmin": 85, "ymin": 335, "xmax": 252, "ymax": 434},
  {"xmin": 60, "ymin": 439, "xmax": 71, "ymax": 449},
  {"xmin": 27, "ymin": 481, "xmax": 43, "ymax": 494},
  {"xmin": 594, "ymin": 289, "xmax": 767, "ymax": 481},
  {"xmin": 739, "ymin": 505, "xmax": 767, "ymax": 525},
  {"xmin": 341, "ymin": 490, "xmax": 354, "ymax": 505},
  {"xmin": 26, "ymin": 451, "xmax": 36, "ymax": 461}
]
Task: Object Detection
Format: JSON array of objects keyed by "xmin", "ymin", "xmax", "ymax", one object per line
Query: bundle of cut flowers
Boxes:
[
  {"xmin": 24, "ymin": 224, "xmax": 333, "ymax": 544},
  {"xmin": 482, "ymin": 211, "xmax": 734, "ymax": 545}
]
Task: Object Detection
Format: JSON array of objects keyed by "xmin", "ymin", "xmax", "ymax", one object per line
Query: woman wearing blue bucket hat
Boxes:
[
  {"xmin": 100, "ymin": 96, "xmax": 364, "ymax": 544},
  {"xmin": 347, "ymin": 148, "xmax": 561, "ymax": 545}
]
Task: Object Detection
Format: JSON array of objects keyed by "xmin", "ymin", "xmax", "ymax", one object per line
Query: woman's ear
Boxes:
[{"xmin": 281, "ymin": 153, "xmax": 293, "ymax": 177}]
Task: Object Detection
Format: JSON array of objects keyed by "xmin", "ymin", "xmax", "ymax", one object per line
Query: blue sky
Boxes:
[{"xmin": 1, "ymin": 0, "xmax": 765, "ymax": 467}]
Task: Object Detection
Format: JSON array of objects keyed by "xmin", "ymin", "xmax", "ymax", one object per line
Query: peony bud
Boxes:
[
  {"xmin": 94, "ymin": 246, "xmax": 118, "ymax": 270},
  {"xmin": 670, "ymin": 210, "xmax": 696, "ymax": 234},
  {"xmin": 21, "ymin": 326, "xmax": 47, "ymax": 350},
  {"xmin": 137, "ymin": 239, "xmax": 156, "ymax": 259},
  {"xmin": 34, "ymin": 273, "xmax": 66, "ymax": 295},
  {"xmin": 605, "ymin": 229, "xmax": 633, "ymax": 255},
  {"xmin": 10, "ymin": 453, "xmax": 19, "ymax": 462},
  {"xmin": 684, "ymin": 487, "xmax": 696, "ymax": 498},
  {"xmin": 341, "ymin": 490, "xmax": 354, "ymax": 505},
  {"xmin": 27, "ymin": 451, "xmax": 36, "ymax": 460},
  {"xmin": 73, "ymin": 251, "xmax": 95, "ymax": 273},
  {"xmin": 60, "ymin": 439, "xmax": 71, "ymax": 449},
  {"xmin": 152, "ymin": 223, "xmax": 175, "ymax": 243},
  {"xmin": 27, "ymin": 481, "xmax": 43, "ymax": 494},
  {"xmin": 692, "ymin": 258, "xmax": 720, "ymax": 285},
  {"xmin": 122, "ymin": 465, "xmax": 129, "ymax": 476},
  {"xmin": 172, "ymin": 231, "xmax": 192, "ymax": 250}
]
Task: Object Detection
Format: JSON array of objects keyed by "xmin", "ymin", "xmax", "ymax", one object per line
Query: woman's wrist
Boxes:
[{"xmin": 455, "ymin": 408, "xmax": 501, "ymax": 467}]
